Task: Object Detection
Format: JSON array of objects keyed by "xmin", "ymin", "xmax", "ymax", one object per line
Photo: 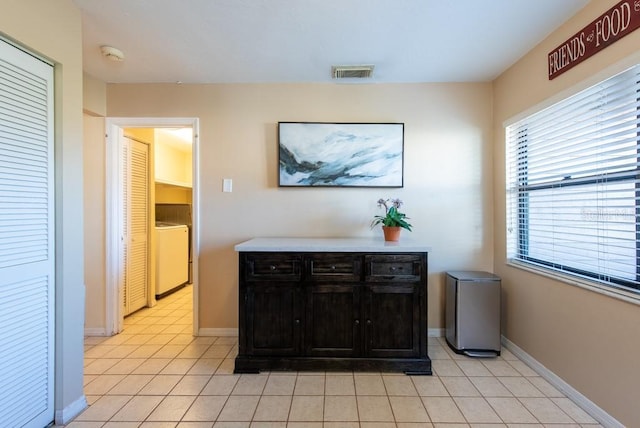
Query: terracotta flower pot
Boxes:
[{"xmin": 382, "ymin": 226, "xmax": 402, "ymax": 242}]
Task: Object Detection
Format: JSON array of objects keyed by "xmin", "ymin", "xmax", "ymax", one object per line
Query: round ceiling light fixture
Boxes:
[{"xmin": 100, "ymin": 45, "xmax": 125, "ymax": 62}]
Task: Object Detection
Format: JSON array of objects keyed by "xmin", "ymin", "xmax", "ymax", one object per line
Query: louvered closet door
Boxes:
[
  {"xmin": 0, "ymin": 39, "xmax": 55, "ymax": 427},
  {"xmin": 123, "ymin": 137, "xmax": 149, "ymax": 315}
]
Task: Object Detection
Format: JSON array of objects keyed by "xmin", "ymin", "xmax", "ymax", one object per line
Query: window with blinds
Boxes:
[{"xmin": 506, "ymin": 64, "xmax": 640, "ymax": 294}]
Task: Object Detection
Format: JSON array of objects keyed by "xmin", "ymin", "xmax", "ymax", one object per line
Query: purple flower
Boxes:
[
  {"xmin": 391, "ymin": 198, "xmax": 403, "ymax": 209},
  {"xmin": 377, "ymin": 198, "xmax": 389, "ymax": 211},
  {"xmin": 371, "ymin": 197, "xmax": 413, "ymax": 231}
]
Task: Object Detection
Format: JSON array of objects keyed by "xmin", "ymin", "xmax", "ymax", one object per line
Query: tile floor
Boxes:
[{"xmin": 67, "ymin": 285, "xmax": 602, "ymax": 428}]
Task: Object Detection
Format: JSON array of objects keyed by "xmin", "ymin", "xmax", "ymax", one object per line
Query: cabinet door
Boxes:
[
  {"xmin": 364, "ymin": 284, "xmax": 421, "ymax": 358},
  {"xmin": 246, "ymin": 284, "xmax": 301, "ymax": 356},
  {"xmin": 306, "ymin": 284, "xmax": 360, "ymax": 357}
]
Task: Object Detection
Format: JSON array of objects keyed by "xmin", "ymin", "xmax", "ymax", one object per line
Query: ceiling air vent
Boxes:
[{"xmin": 332, "ymin": 65, "xmax": 374, "ymax": 79}]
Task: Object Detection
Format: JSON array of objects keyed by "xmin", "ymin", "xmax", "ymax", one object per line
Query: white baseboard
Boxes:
[
  {"xmin": 501, "ymin": 336, "xmax": 623, "ymax": 428},
  {"xmin": 428, "ymin": 328, "xmax": 444, "ymax": 337},
  {"xmin": 198, "ymin": 328, "xmax": 238, "ymax": 337},
  {"xmin": 84, "ymin": 327, "xmax": 109, "ymax": 336},
  {"xmin": 55, "ymin": 395, "xmax": 88, "ymax": 425}
]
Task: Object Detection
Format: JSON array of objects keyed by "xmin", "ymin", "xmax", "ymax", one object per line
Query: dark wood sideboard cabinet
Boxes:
[{"xmin": 234, "ymin": 250, "xmax": 431, "ymax": 375}]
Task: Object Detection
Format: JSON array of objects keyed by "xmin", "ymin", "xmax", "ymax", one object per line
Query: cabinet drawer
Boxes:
[
  {"xmin": 307, "ymin": 254, "xmax": 361, "ymax": 282},
  {"xmin": 365, "ymin": 254, "xmax": 423, "ymax": 282},
  {"xmin": 244, "ymin": 253, "xmax": 302, "ymax": 281}
]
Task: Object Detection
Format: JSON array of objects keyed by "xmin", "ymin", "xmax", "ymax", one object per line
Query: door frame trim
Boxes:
[{"xmin": 105, "ymin": 117, "xmax": 199, "ymax": 335}]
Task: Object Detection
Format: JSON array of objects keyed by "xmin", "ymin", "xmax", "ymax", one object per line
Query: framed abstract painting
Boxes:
[{"xmin": 278, "ymin": 122, "xmax": 404, "ymax": 187}]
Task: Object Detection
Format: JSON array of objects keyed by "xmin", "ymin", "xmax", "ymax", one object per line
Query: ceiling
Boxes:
[{"xmin": 73, "ymin": 0, "xmax": 590, "ymax": 84}]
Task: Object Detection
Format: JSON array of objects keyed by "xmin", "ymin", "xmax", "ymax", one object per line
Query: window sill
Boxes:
[{"xmin": 506, "ymin": 259, "xmax": 640, "ymax": 306}]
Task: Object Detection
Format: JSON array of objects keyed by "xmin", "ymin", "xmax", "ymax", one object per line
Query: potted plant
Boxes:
[{"xmin": 371, "ymin": 198, "xmax": 412, "ymax": 241}]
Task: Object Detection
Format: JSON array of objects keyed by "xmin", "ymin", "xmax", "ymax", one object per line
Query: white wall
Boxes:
[
  {"xmin": 154, "ymin": 130, "xmax": 193, "ymax": 186},
  {"xmin": 83, "ymin": 74, "xmax": 108, "ymax": 334},
  {"xmin": 104, "ymin": 82, "xmax": 494, "ymax": 331},
  {"xmin": 83, "ymin": 114, "xmax": 106, "ymax": 332}
]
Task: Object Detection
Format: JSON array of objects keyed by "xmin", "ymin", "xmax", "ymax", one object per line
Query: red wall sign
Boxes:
[{"xmin": 548, "ymin": 0, "xmax": 640, "ymax": 80}]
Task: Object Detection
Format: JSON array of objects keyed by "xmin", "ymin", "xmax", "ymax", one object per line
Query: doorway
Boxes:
[{"xmin": 105, "ymin": 117, "xmax": 199, "ymax": 336}]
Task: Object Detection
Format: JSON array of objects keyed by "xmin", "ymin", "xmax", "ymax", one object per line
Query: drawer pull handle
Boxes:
[
  {"xmin": 389, "ymin": 266, "xmax": 397, "ymax": 272},
  {"xmin": 367, "ymin": 319, "xmax": 372, "ymax": 325},
  {"xmin": 354, "ymin": 319, "xmax": 360, "ymax": 325},
  {"xmin": 330, "ymin": 265, "xmax": 336, "ymax": 270},
  {"xmin": 269, "ymin": 265, "xmax": 276, "ymax": 271},
  {"xmin": 295, "ymin": 319, "xmax": 301, "ymax": 324}
]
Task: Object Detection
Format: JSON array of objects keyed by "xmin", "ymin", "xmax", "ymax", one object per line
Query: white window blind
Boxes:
[{"xmin": 506, "ymin": 64, "xmax": 640, "ymax": 293}]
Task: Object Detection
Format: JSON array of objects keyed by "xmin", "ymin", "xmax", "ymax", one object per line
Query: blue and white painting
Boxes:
[{"xmin": 278, "ymin": 122, "xmax": 404, "ymax": 187}]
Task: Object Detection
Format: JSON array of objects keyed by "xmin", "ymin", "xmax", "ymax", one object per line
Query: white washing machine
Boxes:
[{"xmin": 155, "ymin": 223, "xmax": 189, "ymax": 298}]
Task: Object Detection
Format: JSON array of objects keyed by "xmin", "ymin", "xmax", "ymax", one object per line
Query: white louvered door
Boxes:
[
  {"xmin": 0, "ymin": 39, "xmax": 55, "ymax": 427},
  {"xmin": 122, "ymin": 137, "xmax": 149, "ymax": 316}
]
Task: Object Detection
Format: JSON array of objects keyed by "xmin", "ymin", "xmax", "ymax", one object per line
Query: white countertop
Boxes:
[{"xmin": 234, "ymin": 237, "xmax": 431, "ymax": 253}]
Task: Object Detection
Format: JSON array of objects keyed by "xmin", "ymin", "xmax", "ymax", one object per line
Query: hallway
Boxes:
[{"xmin": 69, "ymin": 285, "xmax": 601, "ymax": 427}]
